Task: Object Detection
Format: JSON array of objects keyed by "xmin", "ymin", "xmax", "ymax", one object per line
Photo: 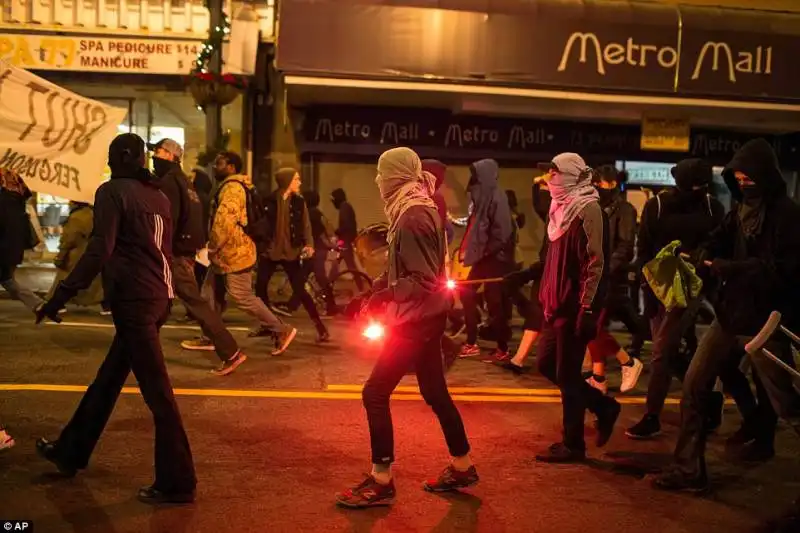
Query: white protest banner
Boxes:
[{"xmin": 0, "ymin": 58, "xmax": 127, "ymax": 204}]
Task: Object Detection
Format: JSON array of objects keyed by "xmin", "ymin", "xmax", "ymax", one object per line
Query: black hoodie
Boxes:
[
  {"xmin": 332, "ymin": 188, "xmax": 358, "ymax": 245},
  {"xmin": 49, "ymin": 161, "xmax": 175, "ymax": 308},
  {"xmin": 704, "ymin": 138, "xmax": 800, "ymax": 334}
]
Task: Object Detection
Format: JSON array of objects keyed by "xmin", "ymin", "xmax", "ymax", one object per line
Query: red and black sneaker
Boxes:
[
  {"xmin": 423, "ymin": 464, "xmax": 479, "ymax": 492},
  {"xmin": 335, "ymin": 475, "xmax": 396, "ymax": 508}
]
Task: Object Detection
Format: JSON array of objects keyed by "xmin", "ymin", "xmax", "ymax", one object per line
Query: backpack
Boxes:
[
  {"xmin": 214, "ymin": 180, "xmax": 271, "ymax": 245},
  {"xmin": 174, "ymin": 173, "xmax": 206, "ymax": 253}
]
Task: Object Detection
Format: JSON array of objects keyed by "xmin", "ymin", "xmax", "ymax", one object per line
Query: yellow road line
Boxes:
[
  {"xmin": 0, "ymin": 383, "xmax": 691, "ymax": 404},
  {"xmin": 327, "ymin": 384, "xmax": 562, "ymax": 396},
  {"xmin": 44, "ymin": 321, "xmax": 251, "ymax": 332}
]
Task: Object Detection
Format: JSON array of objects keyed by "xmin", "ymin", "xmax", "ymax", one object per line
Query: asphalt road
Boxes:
[{"xmin": 1, "ymin": 299, "xmax": 799, "ymax": 533}]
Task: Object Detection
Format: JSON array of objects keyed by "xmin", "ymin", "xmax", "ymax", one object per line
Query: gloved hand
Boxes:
[
  {"xmin": 35, "ymin": 300, "xmax": 63, "ymax": 325},
  {"xmin": 362, "ymin": 288, "xmax": 392, "ymax": 316},
  {"xmin": 576, "ymin": 307, "xmax": 598, "ymax": 342},
  {"xmin": 503, "ymin": 269, "xmax": 531, "ymax": 289}
]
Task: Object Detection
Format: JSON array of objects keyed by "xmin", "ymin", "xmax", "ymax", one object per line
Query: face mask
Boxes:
[
  {"xmin": 152, "ymin": 157, "xmax": 172, "ymax": 178},
  {"xmin": 740, "ymin": 185, "xmax": 762, "ymax": 205},
  {"xmin": 597, "ymin": 188, "xmax": 616, "ymax": 206}
]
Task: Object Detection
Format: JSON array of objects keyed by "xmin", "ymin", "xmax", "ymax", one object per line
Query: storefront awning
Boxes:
[{"xmin": 276, "ymin": 0, "xmax": 800, "ymax": 103}]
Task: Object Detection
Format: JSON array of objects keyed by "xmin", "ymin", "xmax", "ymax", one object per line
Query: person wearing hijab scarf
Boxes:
[
  {"xmin": 534, "ymin": 152, "xmax": 620, "ymax": 464},
  {"xmin": 336, "ymin": 147, "xmax": 477, "ymax": 509}
]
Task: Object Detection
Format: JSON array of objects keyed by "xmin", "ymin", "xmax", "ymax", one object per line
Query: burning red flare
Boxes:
[
  {"xmin": 446, "ymin": 279, "xmax": 457, "ymax": 290},
  {"xmin": 363, "ymin": 322, "xmax": 385, "ymax": 341}
]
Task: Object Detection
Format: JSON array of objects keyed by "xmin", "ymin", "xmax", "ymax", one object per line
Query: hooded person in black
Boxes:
[
  {"xmin": 457, "ymin": 159, "xmax": 514, "ymax": 359},
  {"xmin": 626, "ymin": 158, "xmax": 726, "ymax": 440},
  {"xmin": 330, "ymin": 187, "xmax": 366, "ymax": 292},
  {"xmin": 335, "ymin": 147, "xmax": 476, "ymax": 509},
  {"xmin": 652, "ymin": 139, "xmax": 800, "ymax": 493},
  {"xmin": 34, "ymin": 133, "xmax": 196, "ymax": 504}
]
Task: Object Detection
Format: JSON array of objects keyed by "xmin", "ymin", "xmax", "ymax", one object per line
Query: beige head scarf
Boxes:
[{"xmin": 376, "ymin": 147, "xmax": 437, "ymax": 244}]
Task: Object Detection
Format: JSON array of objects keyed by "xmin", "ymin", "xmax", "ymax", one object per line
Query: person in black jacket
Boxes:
[
  {"xmin": 534, "ymin": 152, "xmax": 620, "ymax": 463},
  {"xmin": 149, "ymin": 139, "xmax": 245, "ymax": 376},
  {"xmin": 652, "ymin": 139, "xmax": 800, "ymax": 493},
  {"xmin": 191, "ymin": 168, "xmax": 213, "ymax": 288},
  {"xmin": 330, "ymin": 187, "xmax": 366, "ymax": 291},
  {"xmin": 256, "ymin": 168, "xmax": 330, "ymax": 342},
  {"xmin": 34, "ymin": 133, "xmax": 196, "ymax": 504},
  {"xmin": 285, "ymin": 190, "xmax": 338, "ymax": 316},
  {"xmin": 0, "ymin": 169, "xmax": 42, "ymax": 311},
  {"xmin": 457, "ymin": 159, "xmax": 515, "ymax": 360},
  {"xmin": 626, "ymin": 159, "xmax": 725, "ymax": 440},
  {"xmin": 583, "ymin": 165, "xmax": 644, "ymax": 394},
  {"xmin": 336, "ymin": 147, "xmax": 476, "ymax": 509}
]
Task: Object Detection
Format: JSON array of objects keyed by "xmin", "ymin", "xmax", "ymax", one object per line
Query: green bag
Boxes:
[{"xmin": 642, "ymin": 240, "xmax": 703, "ymax": 312}]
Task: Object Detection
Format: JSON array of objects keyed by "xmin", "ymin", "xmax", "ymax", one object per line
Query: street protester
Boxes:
[
  {"xmin": 34, "ymin": 133, "xmax": 196, "ymax": 505},
  {"xmin": 148, "ymin": 139, "xmax": 247, "ymax": 376},
  {"xmin": 626, "ymin": 159, "xmax": 726, "ymax": 440},
  {"xmin": 584, "ymin": 165, "xmax": 644, "ymax": 394},
  {"xmin": 336, "ymin": 147, "xmax": 476, "ymax": 508},
  {"xmin": 330, "ymin": 187, "xmax": 367, "ymax": 292},
  {"xmin": 499, "ymin": 172, "xmax": 552, "ymax": 373},
  {"xmin": 46, "ymin": 202, "xmax": 105, "ymax": 312},
  {"xmin": 255, "ymin": 168, "xmax": 330, "ymax": 342},
  {"xmin": 0, "ymin": 168, "xmax": 43, "ymax": 312},
  {"xmin": 202, "ymin": 151, "xmax": 298, "ymax": 356},
  {"xmin": 652, "ymin": 139, "xmax": 800, "ymax": 493},
  {"xmin": 457, "ymin": 159, "xmax": 515, "ymax": 360},
  {"xmin": 284, "ymin": 189, "xmax": 339, "ymax": 317},
  {"xmin": 534, "ymin": 153, "xmax": 620, "ymax": 463}
]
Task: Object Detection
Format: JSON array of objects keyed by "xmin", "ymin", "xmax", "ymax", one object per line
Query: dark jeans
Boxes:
[
  {"xmin": 537, "ymin": 315, "xmax": 617, "ymax": 451},
  {"xmin": 462, "ymin": 257, "xmax": 513, "ymax": 351},
  {"xmin": 256, "ymin": 258, "xmax": 326, "ymax": 333},
  {"xmin": 523, "ymin": 279, "xmax": 544, "ymax": 332},
  {"xmin": 363, "ymin": 314, "xmax": 470, "ymax": 464},
  {"xmin": 329, "ymin": 247, "xmax": 367, "ymax": 291},
  {"xmin": 53, "ymin": 299, "xmax": 196, "ymax": 493},
  {"xmin": 645, "ymin": 302, "xmax": 700, "ymax": 416},
  {"xmin": 606, "ymin": 289, "xmax": 647, "ymax": 354},
  {"xmin": 172, "ymin": 256, "xmax": 238, "ymax": 361},
  {"xmin": 674, "ymin": 320, "xmax": 782, "ymax": 477},
  {"xmin": 286, "ymin": 250, "xmax": 335, "ymax": 313}
]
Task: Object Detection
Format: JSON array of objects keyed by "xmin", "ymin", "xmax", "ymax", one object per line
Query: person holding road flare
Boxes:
[
  {"xmin": 534, "ymin": 153, "xmax": 621, "ymax": 463},
  {"xmin": 336, "ymin": 147, "xmax": 477, "ymax": 509},
  {"xmin": 34, "ymin": 133, "xmax": 196, "ymax": 505}
]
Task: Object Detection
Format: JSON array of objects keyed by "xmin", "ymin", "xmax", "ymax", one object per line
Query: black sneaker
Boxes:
[
  {"xmin": 36, "ymin": 438, "xmax": 77, "ymax": 477},
  {"xmin": 596, "ymin": 399, "xmax": 621, "ymax": 447},
  {"xmin": 210, "ymin": 352, "xmax": 247, "ymax": 377},
  {"xmin": 270, "ymin": 304, "xmax": 293, "ymax": 318},
  {"xmin": 248, "ymin": 325, "xmax": 274, "ymax": 338},
  {"xmin": 423, "ymin": 465, "xmax": 479, "ymax": 492},
  {"xmin": 335, "ymin": 475, "xmax": 396, "ymax": 508},
  {"xmin": 706, "ymin": 391, "xmax": 725, "ymax": 434},
  {"xmin": 137, "ymin": 485, "xmax": 195, "ymax": 505},
  {"xmin": 499, "ymin": 361, "xmax": 526, "ymax": 375},
  {"xmin": 626, "ymin": 414, "xmax": 662, "ymax": 440},
  {"xmin": 271, "ymin": 327, "xmax": 297, "ymax": 356},
  {"xmin": 317, "ymin": 330, "xmax": 331, "ymax": 343},
  {"xmin": 726, "ymin": 423, "xmax": 756, "ymax": 449},
  {"xmin": 535, "ymin": 442, "xmax": 586, "ymax": 463},
  {"xmin": 738, "ymin": 441, "xmax": 776, "ymax": 463},
  {"xmin": 651, "ymin": 467, "xmax": 708, "ymax": 493}
]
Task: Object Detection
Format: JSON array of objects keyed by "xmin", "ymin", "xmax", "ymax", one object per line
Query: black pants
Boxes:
[
  {"xmin": 363, "ymin": 315, "xmax": 470, "ymax": 464},
  {"xmin": 462, "ymin": 257, "xmax": 513, "ymax": 351},
  {"xmin": 256, "ymin": 258, "xmax": 326, "ymax": 334},
  {"xmin": 54, "ymin": 299, "xmax": 196, "ymax": 493},
  {"xmin": 674, "ymin": 320, "xmax": 784, "ymax": 477},
  {"xmin": 606, "ymin": 289, "xmax": 647, "ymax": 354},
  {"xmin": 645, "ymin": 301, "xmax": 702, "ymax": 416},
  {"xmin": 286, "ymin": 250, "xmax": 335, "ymax": 313},
  {"xmin": 172, "ymin": 256, "xmax": 238, "ymax": 361},
  {"xmin": 537, "ymin": 315, "xmax": 617, "ymax": 451},
  {"xmin": 523, "ymin": 279, "xmax": 544, "ymax": 332}
]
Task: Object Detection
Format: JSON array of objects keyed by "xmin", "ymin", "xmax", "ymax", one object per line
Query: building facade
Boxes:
[
  {"xmin": 272, "ymin": 0, "xmax": 800, "ymax": 260},
  {"xmin": 2, "ymin": 0, "xmax": 276, "ymax": 253}
]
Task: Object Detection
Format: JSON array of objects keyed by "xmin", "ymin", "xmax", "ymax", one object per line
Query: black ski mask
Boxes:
[{"xmin": 152, "ymin": 156, "xmax": 173, "ymax": 179}]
